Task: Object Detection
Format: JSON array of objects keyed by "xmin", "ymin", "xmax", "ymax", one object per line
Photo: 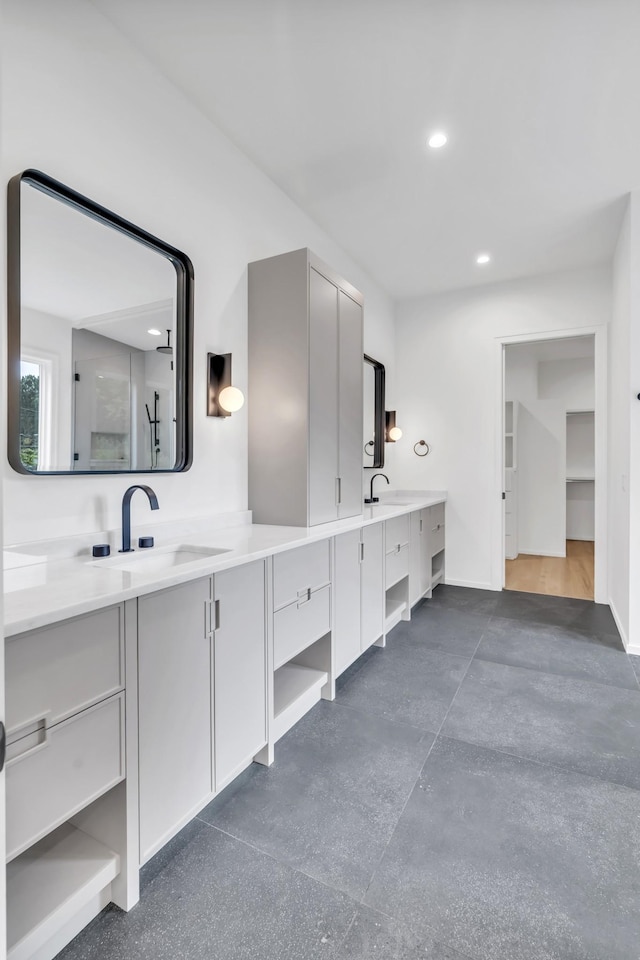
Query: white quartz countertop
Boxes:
[{"xmin": 3, "ymin": 492, "xmax": 446, "ymax": 637}]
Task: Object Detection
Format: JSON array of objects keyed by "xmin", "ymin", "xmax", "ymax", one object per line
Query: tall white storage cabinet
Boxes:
[{"xmin": 248, "ymin": 248, "xmax": 364, "ymax": 527}]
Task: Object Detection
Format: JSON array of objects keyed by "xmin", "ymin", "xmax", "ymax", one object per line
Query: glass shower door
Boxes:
[{"xmin": 73, "ymin": 355, "xmax": 132, "ymax": 471}]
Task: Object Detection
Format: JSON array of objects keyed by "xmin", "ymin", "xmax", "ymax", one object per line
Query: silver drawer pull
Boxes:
[
  {"xmin": 297, "ymin": 587, "xmax": 312, "ymax": 606},
  {"xmin": 396, "ymin": 543, "xmax": 401, "ymax": 554},
  {"xmin": 6, "ymin": 718, "xmax": 49, "ymax": 765}
]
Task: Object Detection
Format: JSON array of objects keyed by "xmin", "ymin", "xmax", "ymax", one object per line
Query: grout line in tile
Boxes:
[
  {"xmin": 435, "ymin": 730, "xmax": 640, "ymax": 795},
  {"xmin": 489, "ymin": 610, "xmax": 622, "ymax": 646},
  {"xmin": 470, "ymin": 649, "xmax": 640, "ymax": 694},
  {"xmin": 358, "ymin": 623, "xmax": 488, "ymax": 905},
  {"xmin": 194, "ymin": 818, "xmax": 367, "ymax": 905}
]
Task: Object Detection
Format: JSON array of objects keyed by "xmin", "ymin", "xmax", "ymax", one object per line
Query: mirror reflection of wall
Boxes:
[{"xmin": 13, "ymin": 173, "xmax": 185, "ymax": 472}]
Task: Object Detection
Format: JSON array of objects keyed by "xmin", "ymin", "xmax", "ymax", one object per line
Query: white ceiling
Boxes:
[{"xmin": 91, "ymin": 0, "xmax": 640, "ymax": 300}]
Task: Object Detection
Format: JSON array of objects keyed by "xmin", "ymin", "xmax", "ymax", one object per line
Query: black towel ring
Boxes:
[
  {"xmin": 364, "ymin": 441, "xmax": 375, "ymax": 457},
  {"xmin": 413, "ymin": 440, "xmax": 430, "ymax": 457}
]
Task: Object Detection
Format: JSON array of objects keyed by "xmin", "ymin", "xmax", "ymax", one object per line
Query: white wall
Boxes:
[
  {"xmin": 629, "ymin": 194, "xmax": 640, "ymax": 654},
  {"xmin": 516, "ymin": 399, "xmax": 567, "ymax": 556},
  {"xmin": 610, "ymin": 194, "xmax": 640, "ymax": 653},
  {"xmin": 609, "ymin": 203, "xmax": 631, "ymax": 644},
  {"xmin": 395, "ymin": 266, "xmax": 610, "ymax": 590},
  {"xmin": 538, "ymin": 357, "xmax": 595, "ymax": 408},
  {"xmin": 1, "ymin": 0, "xmax": 396, "ymax": 544}
]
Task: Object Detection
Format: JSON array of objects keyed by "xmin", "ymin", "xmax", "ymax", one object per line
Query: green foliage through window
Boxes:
[{"xmin": 20, "ymin": 372, "xmax": 39, "ymax": 468}]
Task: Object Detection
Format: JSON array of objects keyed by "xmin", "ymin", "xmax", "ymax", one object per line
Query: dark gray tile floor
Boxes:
[{"xmin": 57, "ymin": 585, "xmax": 640, "ymax": 960}]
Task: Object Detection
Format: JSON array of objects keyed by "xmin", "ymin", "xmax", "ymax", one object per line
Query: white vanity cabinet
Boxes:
[
  {"xmin": 270, "ymin": 540, "xmax": 332, "ymax": 746},
  {"xmin": 334, "ymin": 522, "xmax": 385, "ymax": 676},
  {"xmin": 5, "ymin": 606, "xmax": 129, "ymax": 960},
  {"xmin": 409, "ymin": 504, "xmax": 446, "ymax": 607},
  {"xmin": 248, "ymin": 248, "xmax": 363, "ymax": 527},
  {"xmin": 361, "ymin": 522, "xmax": 385, "ymax": 648},
  {"xmin": 384, "ymin": 514, "xmax": 411, "ymax": 632},
  {"xmin": 137, "ymin": 576, "xmax": 214, "ymax": 864},
  {"xmin": 138, "ymin": 563, "xmax": 269, "ymax": 862},
  {"xmin": 333, "ymin": 530, "xmax": 363, "ymax": 676},
  {"xmin": 428, "ymin": 502, "xmax": 446, "ymax": 586},
  {"xmin": 409, "ymin": 509, "xmax": 432, "ymax": 607},
  {"xmin": 213, "ymin": 560, "xmax": 267, "ymax": 791}
]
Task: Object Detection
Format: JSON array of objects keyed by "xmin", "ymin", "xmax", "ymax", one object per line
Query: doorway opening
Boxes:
[{"xmin": 503, "ymin": 335, "xmax": 595, "ymax": 600}]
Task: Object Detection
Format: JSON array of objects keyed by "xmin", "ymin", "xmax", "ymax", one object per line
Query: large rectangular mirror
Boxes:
[
  {"xmin": 7, "ymin": 169, "xmax": 193, "ymax": 474},
  {"xmin": 363, "ymin": 354, "xmax": 385, "ymax": 468}
]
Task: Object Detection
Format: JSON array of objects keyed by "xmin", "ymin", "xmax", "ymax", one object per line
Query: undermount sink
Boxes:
[
  {"xmin": 369, "ymin": 499, "xmax": 413, "ymax": 507},
  {"xmin": 91, "ymin": 544, "xmax": 230, "ymax": 574}
]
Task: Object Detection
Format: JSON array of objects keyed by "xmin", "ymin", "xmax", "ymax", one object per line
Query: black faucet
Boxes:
[
  {"xmin": 365, "ymin": 472, "xmax": 390, "ymax": 504},
  {"xmin": 120, "ymin": 485, "xmax": 159, "ymax": 553}
]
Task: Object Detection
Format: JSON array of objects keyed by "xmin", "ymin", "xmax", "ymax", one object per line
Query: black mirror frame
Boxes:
[
  {"xmin": 7, "ymin": 168, "xmax": 194, "ymax": 475},
  {"xmin": 364, "ymin": 354, "xmax": 385, "ymax": 469}
]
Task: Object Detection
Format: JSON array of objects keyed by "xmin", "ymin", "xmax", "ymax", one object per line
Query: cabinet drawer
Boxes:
[
  {"xmin": 5, "ymin": 605, "xmax": 124, "ymax": 740},
  {"xmin": 385, "ymin": 542, "xmax": 410, "ymax": 589},
  {"xmin": 273, "ymin": 540, "xmax": 330, "ymax": 610},
  {"xmin": 430, "ymin": 502, "xmax": 445, "ymax": 527},
  {"xmin": 430, "ymin": 519, "xmax": 445, "ymax": 556},
  {"xmin": 385, "ymin": 514, "xmax": 410, "ymax": 551},
  {"xmin": 273, "ymin": 584, "xmax": 330, "ymax": 669},
  {"xmin": 6, "ymin": 693, "xmax": 125, "ymax": 861}
]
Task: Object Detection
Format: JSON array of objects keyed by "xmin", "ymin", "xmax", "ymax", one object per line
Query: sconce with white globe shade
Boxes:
[
  {"xmin": 207, "ymin": 352, "xmax": 245, "ymax": 418},
  {"xmin": 218, "ymin": 385, "xmax": 245, "ymax": 414},
  {"xmin": 385, "ymin": 410, "xmax": 402, "ymax": 442}
]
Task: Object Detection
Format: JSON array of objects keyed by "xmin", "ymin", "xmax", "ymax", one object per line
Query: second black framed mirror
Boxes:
[{"xmin": 363, "ymin": 354, "xmax": 385, "ymax": 468}]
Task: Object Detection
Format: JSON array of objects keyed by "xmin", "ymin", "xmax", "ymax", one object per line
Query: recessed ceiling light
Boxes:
[
  {"xmin": 476, "ymin": 253, "xmax": 491, "ymax": 265},
  {"xmin": 147, "ymin": 328, "xmax": 162, "ymax": 336},
  {"xmin": 428, "ymin": 131, "xmax": 448, "ymax": 149}
]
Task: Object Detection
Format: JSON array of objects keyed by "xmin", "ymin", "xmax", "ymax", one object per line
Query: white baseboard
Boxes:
[
  {"xmin": 628, "ymin": 645, "xmax": 640, "ymax": 656},
  {"xmin": 609, "ymin": 599, "xmax": 629, "ymax": 650},
  {"xmin": 444, "ymin": 578, "xmax": 497, "ymax": 591},
  {"xmin": 517, "ymin": 547, "xmax": 567, "ymax": 558}
]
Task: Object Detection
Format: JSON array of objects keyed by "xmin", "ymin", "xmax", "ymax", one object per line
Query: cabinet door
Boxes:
[
  {"xmin": 214, "ymin": 561, "xmax": 267, "ymax": 790},
  {"xmin": 419, "ymin": 509, "xmax": 432, "ymax": 596},
  {"xmin": 309, "ymin": 266, "xmax": 339, "ymax": 524},
  {"xmin": 138, "ymin": 577, "xmax": 213, "ymax": 864},
  {"xmin": 337, "ymin": 290, "xmax": 363, "ymax": 519},
  {"xmin": 333, "ymin": 530, "xmax": 362, "ymax": 676},
  {"xmin": 409, "ymin": 511, "xmax": 422, "ymax": 606},
  {"xmin": 361, "ymin": 522, "xmax": 384, "ymax": 649}
]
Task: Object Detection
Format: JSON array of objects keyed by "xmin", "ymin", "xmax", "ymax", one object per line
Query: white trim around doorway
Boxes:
[{"xmin": 492, "ymin": 325, "xmax": 607, "ymax": 604}]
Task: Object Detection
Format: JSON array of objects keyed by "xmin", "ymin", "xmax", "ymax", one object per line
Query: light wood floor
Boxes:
[{"xmin": 505, "ymin": 540, "xmax": 594, "ymax": 601}]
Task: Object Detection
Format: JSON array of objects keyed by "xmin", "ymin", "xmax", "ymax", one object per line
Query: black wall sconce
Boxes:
[
  {"xmin": 207, "ymin": 353, "xmax": 245, "ymax": 417},
  {"xmin": 385, "ymin": 410, "xmax": 403, "ymax": 442}
]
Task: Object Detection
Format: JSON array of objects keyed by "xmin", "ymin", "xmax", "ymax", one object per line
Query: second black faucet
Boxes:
[{"xmin": 365, "ymin": 473, "xmax": 389, "ymax": 504}]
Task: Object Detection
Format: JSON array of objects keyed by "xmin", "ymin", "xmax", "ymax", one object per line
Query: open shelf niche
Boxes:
[
  {"xmin": 7, "ymin": 823, "xmax": 119, "ymax": 960},
  {"xmin": 272, "ymin": 633, "xmax": 330, "ymax": 743},
  {"xmin": 385, "ymin": 578, "xmax": 408, "ymax": 632}
]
